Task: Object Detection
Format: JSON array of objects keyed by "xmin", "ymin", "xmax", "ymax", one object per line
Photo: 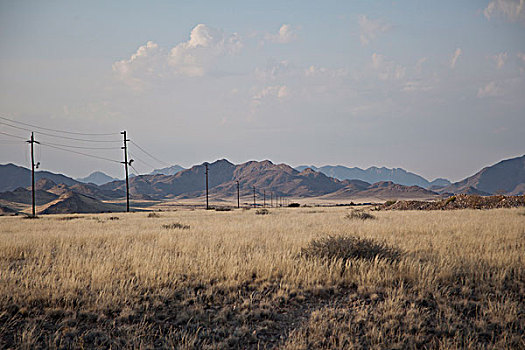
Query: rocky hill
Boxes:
[
  {"xmin": 0, "ymin": 163, "xmax": 79, "ymax": 192},
  {"xmin": 99, "ymin": 159, "xmax": 436, "ymax": 200},
  {"xmin": 40, "ymin": 192, "xmax": 126, "ymax": 214}
]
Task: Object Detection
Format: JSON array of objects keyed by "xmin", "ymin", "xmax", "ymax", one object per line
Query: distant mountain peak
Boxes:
[
  {"xmin": 295, "ymin": 164, "xmax": 447, "ymax": 189},
  {"xmin": 77, "ymin": 171, "xmax": 118, "ymax": 186}
]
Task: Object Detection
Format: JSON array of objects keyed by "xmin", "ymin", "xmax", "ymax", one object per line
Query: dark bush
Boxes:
[
  {"xmin": 215, "ymin": 207, "xmax": 232, "ymax": 212},
  {"xmin": 300, "ymin": 235, "xmax": 401, "ymax": 263},
  {"xmin": 288, "ymin": 203, "xmax": 300, "ymax": 207},
  {"xmin": 255, "ymin": 209, "xmax": 269, "ymax": 215}
]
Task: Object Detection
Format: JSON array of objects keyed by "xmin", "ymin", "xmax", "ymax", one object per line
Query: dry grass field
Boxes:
[{"xmin": 1, "ymin": 207, "xmax": 524, "ymax": 349}]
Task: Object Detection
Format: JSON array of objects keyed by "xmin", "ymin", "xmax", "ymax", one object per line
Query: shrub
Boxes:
[
  {"xmin": 147, "ymin": 212, "xmax": 160, "ymax": 218},
  {"xmin": 288, "ymin": 203, "xmax": 300, "ymax": 208},
  {"xmin": 255, "ymin": 209, "xmax": 270, "ymax": 215},
  {"xmin": 215, "ymin": 207, "xmax": 232, "ymax": 212},
  {"xmin": 300, "ymin": 235, "xmax": 401, "ymax": 264},
  {"xmin": 162, "ymin": 222, "xmax": 190, "ymax": 230},
  {"xmin": 346, "ymin": 209, "xmax": 375, "ymax": 220},
  {"xmin": 384, "ymin": 200, "xmax": 397, "ymax": 207}
]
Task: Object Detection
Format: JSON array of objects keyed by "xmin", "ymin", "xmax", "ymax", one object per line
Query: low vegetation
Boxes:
[
  {"xmin": 346, "ymin": 209, "xmax": 376, "ymax": 220},
  {"xmin": 0, "ymin": 207, "xmax": 524, "ymax": 348}
]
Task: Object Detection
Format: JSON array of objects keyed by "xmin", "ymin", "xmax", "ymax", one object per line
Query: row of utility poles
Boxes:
[
  {"xmin": 203, "ymin": 163, "xmax": 290, "ymax": 209},
  {"xmin": 27, "ymin": 129, "xmax": 289, "ymax": 217}
]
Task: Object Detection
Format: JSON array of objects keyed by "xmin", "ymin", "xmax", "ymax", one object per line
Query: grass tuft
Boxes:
[
  {"xmin": 162, "ymin": 222, "xmax": 190, "ymax": 230},
  {"xmin": 346, "ymin": 209, "xmax": 375, "ymax": 220}
]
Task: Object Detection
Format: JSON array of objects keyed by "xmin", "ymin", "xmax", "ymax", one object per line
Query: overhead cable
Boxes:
[{"xmin": 0, "ymin": 115, "xmax": 119, "ymax": 136}]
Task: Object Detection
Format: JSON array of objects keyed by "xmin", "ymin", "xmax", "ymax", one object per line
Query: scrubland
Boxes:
[{"xmin": 0, "ymin": 207, "xmax": 524, "ymax": 349}]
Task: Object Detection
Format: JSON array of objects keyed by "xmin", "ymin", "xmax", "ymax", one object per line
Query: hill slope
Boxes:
[
  {"xmin": 440, "ymin": 155, "xmax": 525, "ymax": 195},
  {"xmin": 40, "ymin": 192, "xmax": 126, "ymax": 214}
]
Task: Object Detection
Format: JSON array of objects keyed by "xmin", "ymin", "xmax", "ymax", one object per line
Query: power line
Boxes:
[
  {"xmin": 0, "ymin": 131, "xmax": 27, "ymax": 140},
  {"xmin": 130, "ymin": 140, "xmax": 170, "ymax": 166},
  {"xmin": 129, "ymin": 150, "xmax": 156, "ymax": 170},
  {"xmin": 38, "ymin": 140, "xmax": 118, "ymax": 150},
  {"xmin": 0, "ymin": 121, "xmax": 121, "ymax": 143},
  {"xmin": 39, "ymin": 142, "xmax": 121, "ymax": 164},
  {"xmin": 0, "ymin": 115, "xmax": 118, "ymax": 136}
]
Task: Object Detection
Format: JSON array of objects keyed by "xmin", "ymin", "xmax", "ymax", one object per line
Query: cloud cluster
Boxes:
[
  {"xmin": 493, "ymin": 52, "xmax": 508, "ymax": 69},
  {"xmin": 358, "ymin": 15, "xmax": 391, "ymax": 46},
  {"xmin": 112, "ymin": 24, "xmax": 241, "ymax": 88},
  {"xmin": 484, "ymin": 0, "xmax": 525, "ymax": 22},
  {"xmin": 265, "ymin": 24, "xmax": 298, "ymax": 44},
  {"xmin": 477, "ymin": 81, "xmax": 503, "ymax": 97}
]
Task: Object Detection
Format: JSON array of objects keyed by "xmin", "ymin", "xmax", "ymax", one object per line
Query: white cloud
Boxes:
[
  {"xmin": 493, "ymin": 52, "xmax": 508, "ymax": 69},
  {"xmin": 477, "ymin": 81, "xmax": 503, "ymax": 97},
  {"xmin": 265, "ymin": 24, "xmax": 298, "ymax": 44},
  {"xmin": 112, "ymin": 41, "xmax": 165, "ymax": 89},
  {"xmin": 168, "ymin": 24, "xmax": 242, "ymax": 77},
  {"xmin": 112, "ymin": 24, "xmax": 241, "ymax": 87},
  {"xmin": 358, "ymin": 15, "xmax": 391, "ymax": 46},
  {"xmin": 484, "ymin": 0, "xmax": 525, "ymax": 22},
  {"xmin": 450, "ymin": 48, "xmax": 462, "ymax": 69},
  {"xmin": 371, "ymin": 53, "xmax": 406, "ymax": 80}
]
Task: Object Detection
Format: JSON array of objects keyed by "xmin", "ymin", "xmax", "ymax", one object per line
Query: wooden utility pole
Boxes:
[
  {"xmin": 205, "ymin": 163, "xmax": 209, "ymax": 209},
  {"xmin": 236, "ymin": 180, "xmax": 240, "ymax": 208},
  {"xmin": 27, "ymin": 132, "xmax": 39, "ymax": 218},
  {"xmin": 263, "ymin": 190, "xmax": 266, "ymax": 207},
  {"xmin": 121, "ymin": 131, "xmax": 130, "ymax": 212},
  {"xmin": 253, "ymin": 186, "xmax": 256, "ymax": 207},
  {"xmin": 270, "ymin": 192, "xmax": 273, "ymax": 208}
]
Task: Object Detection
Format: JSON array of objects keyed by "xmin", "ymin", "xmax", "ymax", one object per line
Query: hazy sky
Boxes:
[{"xmin": 1, "ymin": 0, "xmax": 524, "ymax": 181}]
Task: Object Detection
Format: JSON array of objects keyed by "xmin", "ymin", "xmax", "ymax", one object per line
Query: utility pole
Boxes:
[
  {"xmin": 236, "ymin": 180, "xmax": 240, "ymax": 209},
  {"xmin": 205, "ymin": 163, "xmax": 209, "ymax": 209},
  {"xmin": 121, "ymin": 131, "xmax": 130, "ymax": 212},
  {"xmin": 253, "ymin": 186, "xmax": 256, "ymax": 208},
  {"xmin": 270, "ymin": 192, "xmax": 273, "ymax": 208},
  {"xmin": 263, "ymin": 190, "xmax": 266, "ymax": 207},
  {"xmin": 27, "ymin": 132, "xmax": 39, "ymax": 218}
]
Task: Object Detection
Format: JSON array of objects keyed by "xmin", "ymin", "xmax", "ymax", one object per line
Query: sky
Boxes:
[{"xmin": 0, "ymin": 0, "xmax": 524, "ymax": 182}]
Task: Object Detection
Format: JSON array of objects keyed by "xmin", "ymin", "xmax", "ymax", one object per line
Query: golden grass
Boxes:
[{"xmin": 0, "ymin": 207, "xmax": 524, "ymax": 348}]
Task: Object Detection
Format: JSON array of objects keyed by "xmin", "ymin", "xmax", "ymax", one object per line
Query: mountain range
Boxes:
[
  {"xmin": 0, "ymin": 154, "xmax": 523, "ymax": 214},
  {"xmin": 295, "ymin": 165, "xmax": 450, "ymax": 189}
]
